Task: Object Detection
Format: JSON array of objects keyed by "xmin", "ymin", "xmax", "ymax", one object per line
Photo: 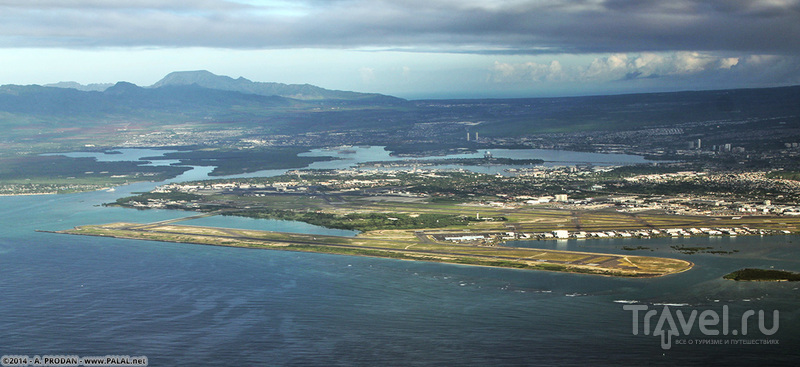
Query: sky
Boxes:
[{"xmin": 0, "ymin": 0, "xmax": 798, "ymax": 99}]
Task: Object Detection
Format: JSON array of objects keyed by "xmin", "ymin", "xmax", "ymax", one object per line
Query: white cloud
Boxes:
[
  {"xmin": 719, "ymin": 57, "xmax": 739, "ymax": 69},
  {"xmin": 488, "ymin": 60, "xmax": 565, "ymax": 82},
  {"xmin": 359, "ymin": 67, "xmax": 375, "ymax": 84},
  {"xmin": 402, "ymin": 66, "xmax": 411, "ymax": 76},
  {"xmin": 584, "ymin": 54, "xmax": 629, "ymax": 80},
  {"xmin": 489, "ymin": 52, "xmax": 752, "ymax": 85}
]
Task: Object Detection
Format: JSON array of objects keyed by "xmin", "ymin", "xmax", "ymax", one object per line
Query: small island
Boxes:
[{"xmin": 723, "ymin": 268, "xmax": 800, "ymax": 282}]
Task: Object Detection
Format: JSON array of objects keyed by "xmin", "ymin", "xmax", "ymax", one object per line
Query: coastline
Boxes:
[
  {"xmin": 0, "ymin": 192, "xmax": 59, "ymax": 197},
  {"xmin": 44, "ymin": 223, "xmax": 694, "ymax": 278},
  {"xmin": 0, "ymin": 187, "xmax": 114, "ymax": 196}
]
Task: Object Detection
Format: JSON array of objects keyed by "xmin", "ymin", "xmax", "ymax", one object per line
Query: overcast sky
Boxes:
[{"xmin": 0, "ymin": 0, "xmax": 798, "ymax": 98}]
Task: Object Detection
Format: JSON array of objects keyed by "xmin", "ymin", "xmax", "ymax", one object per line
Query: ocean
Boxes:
[{"xmin": 1, "ymin": 148, "xmax": 797, "ymax": 366}]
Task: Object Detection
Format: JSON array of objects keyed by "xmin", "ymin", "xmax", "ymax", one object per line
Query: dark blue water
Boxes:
[{"xmin": 2, "ymin": 149, "xmax": 798, "ymax": 366}]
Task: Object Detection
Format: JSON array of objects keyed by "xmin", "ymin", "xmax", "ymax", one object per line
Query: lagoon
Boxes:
[{"xmin": 300, "ymin": 146, "xmax": 653, "ymax": 174}]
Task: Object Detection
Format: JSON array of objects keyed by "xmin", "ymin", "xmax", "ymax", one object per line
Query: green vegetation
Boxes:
[
  {"xmin": 723, "ymin": 268, "xmax": 800, "ymax": 281},
  {"xmin": 598, "ymin": 164, "xmax": 692, "ymax": 179},
  {"xmin": 112, "ymin": 168, "xmax": 800, "ymax": 236},
  {"xmin": 399, "ymin": 172, "xmax": 564, "ymax": 200},
  {"xmin": 227, "ymin": 209, "xmax": 487, "ymax": 231},
  {"xmin": 607, "ymin": 179, "xmax": 776, "ymax": 199},
  {"xmin": 671, "ymin": 245, "xmax": 714, "ymax": 254},
  {"xmin": 360, "ymin": 157, "xmax": 545, "ymax": 167},
  {"xmin": 767, "ymin": 171, "xmax": 800, "ymax": 181},
  {"xmin": 142, "ymin": 147, "xmax": 337, "ymax": 176},
  {"xmin": 146, "ymin": 168, "xmax": 569, "ymax": 201},
  {"xmin": 115, "ymin": 192, "xmax": 203, "ymax": 206},
  {"xmin": 0, "ymin": 155, "xmax": 190, "ymax": 195},
  {"xmin": 671, "ymin": 245, "xmax": 738, "ymax": 255},
  {"xmin": 0, "ymin": 146, "xmax": 340, "ymax": 195}
]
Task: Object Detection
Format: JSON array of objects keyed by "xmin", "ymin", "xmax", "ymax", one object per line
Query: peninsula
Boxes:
[
  {"xmin": 52, "ymin": 166, "xmax": 800, "ymax": 277},
  {"xmin": 55, "ymin": 219, "xmax": 692, "ymax": 277}
]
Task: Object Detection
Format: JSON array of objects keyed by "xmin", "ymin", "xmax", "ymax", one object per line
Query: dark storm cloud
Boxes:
[{"xmin": 0, "ymin": 0, "xmax": 797, "ymax": 55}]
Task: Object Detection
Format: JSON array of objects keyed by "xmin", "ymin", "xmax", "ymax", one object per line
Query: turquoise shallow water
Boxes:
[{"xmin": 2, "ymin": 148, "xmax": 798, "ymax": 366}]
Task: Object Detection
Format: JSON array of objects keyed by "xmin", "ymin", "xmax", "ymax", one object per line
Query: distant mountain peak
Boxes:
[
  {"xmin": 103, "ymin": 81, "xmax": 143, "ymax": 96},
  {"xmin": 151, "ymin": 70, "xmax": 403, "ymax": 102},
  {"xmin": 153, "ymin": 70, "xmax": 239, "ymax": 87},
  {"xmin": 45, "ymin": 81, "xmax": 114, "ymax": 92}
]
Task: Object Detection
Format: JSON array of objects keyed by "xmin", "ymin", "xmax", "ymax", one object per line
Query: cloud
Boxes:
[
  {"xmin": 1, "ymin": 0, "xmax": 798, "ymax": 96},
  {"xmin": 359, "ymin": 67, "xmax": 375, "ymax": 84},
  {"xmin": 585, "ymin": 52, "xmax": 743, "ymax": 80},
  {"xmin": 488, "ymin": 60, "xmax": 565, "ymax": 83},
  {"xmin": 0, "ymin": 0, "xmax": 245, "ymax": 10},
  {"xmin": 489, "ymin": 52, "xmax": 753, "ymax": 84},
  {"xmin": 0, "ymin": 0, "xmax": 797, "ymax": 56}
]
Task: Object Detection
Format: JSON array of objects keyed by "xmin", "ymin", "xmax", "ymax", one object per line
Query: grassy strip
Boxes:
[{"xmin": 226, "ymin": 210, "xmax": 489, "ymax": 231}]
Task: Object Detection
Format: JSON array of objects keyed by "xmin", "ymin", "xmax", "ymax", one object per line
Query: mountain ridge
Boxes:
[
  {"xmin": 42, "ymin": 70, "xmax": 404, "ymax": 102},
  {"xmin": 153, "ymin": 70, "xmax": 401, "ymax": 102},
  {"xmin": 0, "ymin": 81, "xmax": 296, "ymax": 118},
  {"xmin": 45, "ymin": 81, "xmax": 115, "ymax": 92},
  {"xmin": 1, "ymin": 76, "xmax": 798, "ymax": 156}
]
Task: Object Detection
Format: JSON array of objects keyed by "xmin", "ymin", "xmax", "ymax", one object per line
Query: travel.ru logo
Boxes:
[{"xmin": 624, "ymin": 305, "xmax": 779, "ymax": 350}]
